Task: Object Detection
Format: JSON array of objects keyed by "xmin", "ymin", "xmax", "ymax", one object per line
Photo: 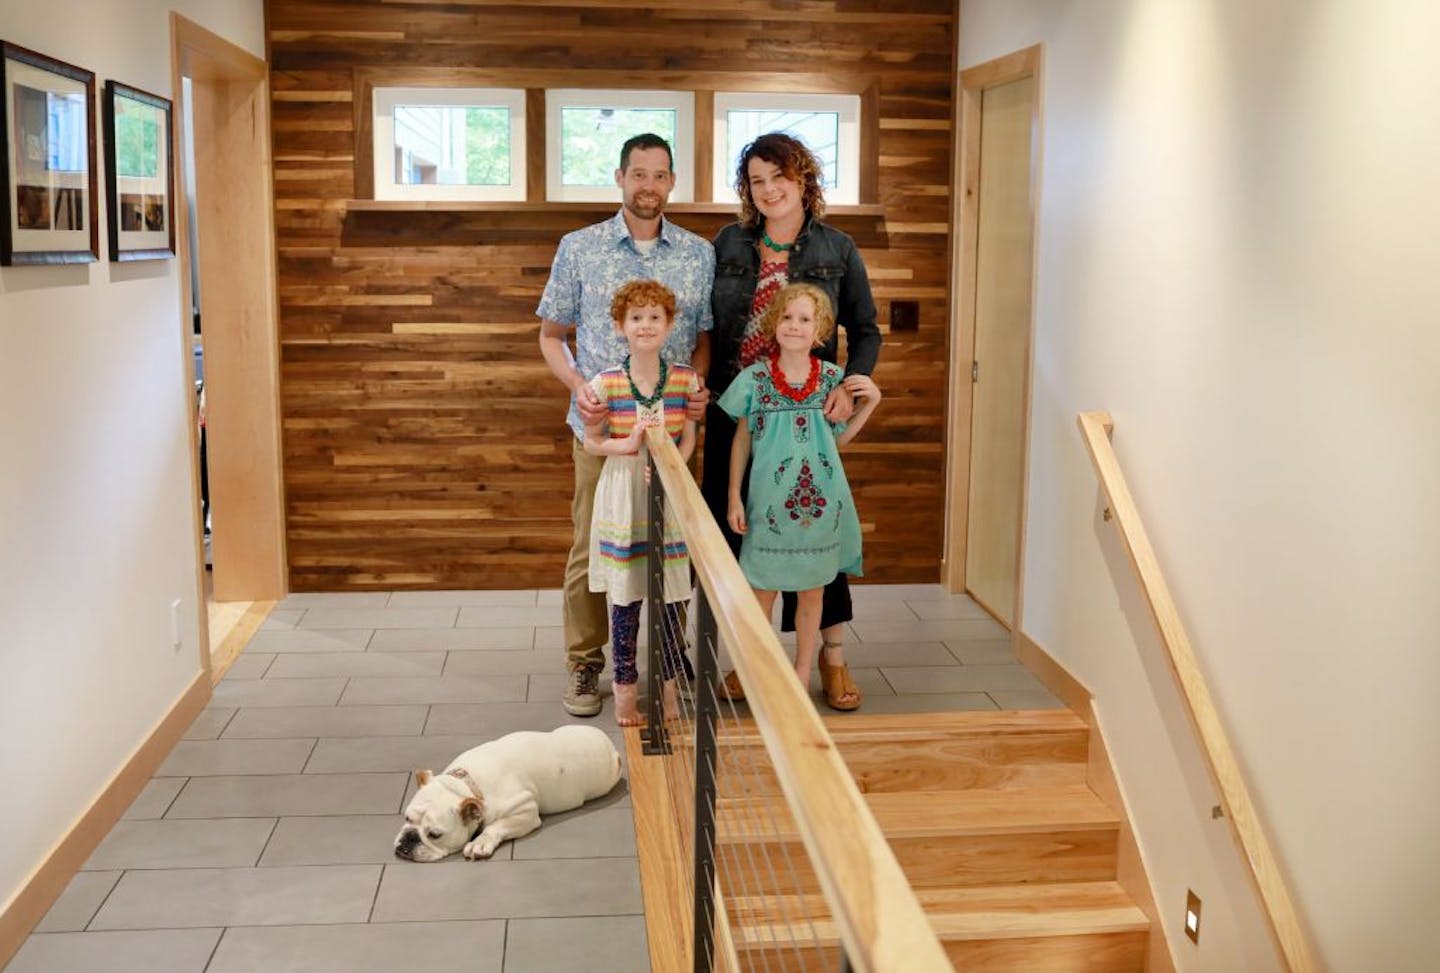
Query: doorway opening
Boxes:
[
  {"xmin": 944, "ymin": 45, "xmax": 1043, "ymax": 631},
  {"xmin": 171, "ymin": 14, "xmax": 287, "ymax": 677}
]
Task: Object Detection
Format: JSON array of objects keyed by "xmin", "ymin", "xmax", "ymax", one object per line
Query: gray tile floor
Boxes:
[{"xmin": 9, "ymin": 584, "xmax": 1059, "ymax": 973}]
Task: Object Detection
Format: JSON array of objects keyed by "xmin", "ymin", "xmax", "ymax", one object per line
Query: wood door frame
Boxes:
[
  {"xmin": 170, "ymin": 13, "xmax": 286, "ymax": 675},
  {"xmin": 943, "ymin": 44, "xmax": 1043, "ymax": 628}
]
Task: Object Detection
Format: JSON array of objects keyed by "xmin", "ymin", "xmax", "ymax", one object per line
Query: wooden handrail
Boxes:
[
  {"xmin": 644, "ymin": 426, "xmax": 951, "ymax": 973},
  {"xmin": 1077, "ymin": 412, "xmax": 1319, "ymax": 973}
]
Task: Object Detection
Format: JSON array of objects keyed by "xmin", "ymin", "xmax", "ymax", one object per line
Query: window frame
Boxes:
[
  {"xmin": 544, "ymin": 88, "xmax": 694, "ymax": 203},
  {"xmin": 712, "ymin": 91, "xmax": 861, "ymax": 206},
  {"xmin": 371, "ymin": 86, "xmax": 527, "ymax": 202}
]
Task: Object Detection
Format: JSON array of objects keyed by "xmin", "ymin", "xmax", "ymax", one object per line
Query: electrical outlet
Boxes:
[
  {"xmin": 1185, "ymin": 889, "xmax": 1202, "ymax": 943},
  {"xmin": 170, "ymin": 599, "xmax": 183, "ymax": 649},
  {"xmin": 889, "ymin": 299, "xmax": 919, "ymax": 332}
]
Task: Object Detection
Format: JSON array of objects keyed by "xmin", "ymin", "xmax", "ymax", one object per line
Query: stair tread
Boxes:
[
  {"xmin": 686, "ymin": 708, "xmax": 1088, "ymax": 744},
  {"xmin": 717, "ymin": 785, "xmax": 1120, "ymax": 839},
  {"xmin": 727, "ymin": 880, "xmax": 1149, "ymax": 944}
]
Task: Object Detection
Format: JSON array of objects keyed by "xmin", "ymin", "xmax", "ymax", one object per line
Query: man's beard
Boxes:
[{"xmin": 626, "ymin": 193, "xmax": 663, "ymax": 219}]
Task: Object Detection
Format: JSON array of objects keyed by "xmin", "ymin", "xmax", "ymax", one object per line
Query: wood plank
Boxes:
[{"xmin": 625, "ymin": 727, "xmax": 693, "ymax": 973}]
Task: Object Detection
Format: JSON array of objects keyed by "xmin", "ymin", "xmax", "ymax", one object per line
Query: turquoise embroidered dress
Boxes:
[{"xmin": 718, "ymin": 358, "xmax": 863, "ymax": 591}]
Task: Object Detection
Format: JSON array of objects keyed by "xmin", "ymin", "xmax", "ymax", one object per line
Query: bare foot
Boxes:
[
  {"xmin": 662, "ymin": 679, "xmax": 680, "ymax": 722},
  {"xmin": 794, "ymin": 665, "xmax": 813, "ymax": 693},
  {"xmin": 613, "ymin": 682, "xmax": 643, "ymax": 726}
]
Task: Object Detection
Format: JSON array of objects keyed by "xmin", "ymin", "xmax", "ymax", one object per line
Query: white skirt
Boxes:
[{"xmin": 588, "ymin": 453, "xmax": 691, "ymax": 606}]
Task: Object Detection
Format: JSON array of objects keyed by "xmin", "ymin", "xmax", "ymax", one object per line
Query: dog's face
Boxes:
[{"xmin": 393, "ymin": 769, "xmax": 485, "ymax": 862}]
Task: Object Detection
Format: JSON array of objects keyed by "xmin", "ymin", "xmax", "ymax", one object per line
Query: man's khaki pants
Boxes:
[{"xmin": 565, "ymin": 439, "xmax": 609, "ymax": 671}]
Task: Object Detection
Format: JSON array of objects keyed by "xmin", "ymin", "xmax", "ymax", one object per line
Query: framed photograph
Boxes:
[
  {"xmin": 103, "ymin": 80, "xmax": 174, "ymax": 260},
  {"xmin": 0, "ymin": 42, "xmax": 98, "ymax": 265}
]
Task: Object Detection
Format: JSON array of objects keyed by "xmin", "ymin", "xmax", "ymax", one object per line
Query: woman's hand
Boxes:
[
  {"xmin": 842, "ymin": 374, "xmax": 882, "ymax": 405},
  {"xmin": 727, "ymin": 494, "xmax": 748, "ymax": 535},
  {"xmin": 822, "ymin": 382, "xmax": 855, "ymax": 422}
]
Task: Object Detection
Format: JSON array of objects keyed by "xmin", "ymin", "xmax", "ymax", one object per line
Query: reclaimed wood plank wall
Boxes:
[{"xmin": 266, "ymin": 0, "xmax": 955, "ymax": 590}]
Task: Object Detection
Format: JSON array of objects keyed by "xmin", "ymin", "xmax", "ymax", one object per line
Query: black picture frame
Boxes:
[
  {"xmin": 0, "ymin": 41, "xmax": 99, "ymax": 265},
  {"xmin": 103, "ymin": 80, "xmax": 175, "ymax": 261}
]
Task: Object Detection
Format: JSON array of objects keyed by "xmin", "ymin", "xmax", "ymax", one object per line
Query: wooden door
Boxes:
[{"xmin": 963, "ymin": 74, "xmax": 1036, "ymax": 628}]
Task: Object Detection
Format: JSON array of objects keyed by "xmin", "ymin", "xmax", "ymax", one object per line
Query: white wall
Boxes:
[
  {"xmin": 961, "ymin": 2, "xmax": 1440, "ymax": 970},
  {"xmin": 0, "ymin": 0, "xmax": 263, "ymax": 916}
]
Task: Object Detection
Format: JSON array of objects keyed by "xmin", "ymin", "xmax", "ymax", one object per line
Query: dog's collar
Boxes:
[{"xmin": 445, "ymin": 767, "xmax": 485, "ymax": 802}]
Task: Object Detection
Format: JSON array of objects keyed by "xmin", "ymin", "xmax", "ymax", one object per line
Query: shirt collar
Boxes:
[{"xmin": 609, "ymin": 209, "xmax": 673, "ymax": 250}]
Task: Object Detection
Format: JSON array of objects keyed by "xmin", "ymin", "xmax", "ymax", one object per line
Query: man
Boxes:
[{"xmin": 537, "ymin": 133, "xmax": 714, "ymax": 717}]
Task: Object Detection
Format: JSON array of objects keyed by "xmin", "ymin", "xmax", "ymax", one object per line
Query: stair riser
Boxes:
[
  {"xmin": 716, "ymin": 829, "xmax": 1119, "ymax": 893},
  {"xmin": 731, "ymin": 931, "xmax": 1146, "ymax": 973},
  {"xmin": 693, "ymin": 730, "xmax": 1090, "ymax": 796}
]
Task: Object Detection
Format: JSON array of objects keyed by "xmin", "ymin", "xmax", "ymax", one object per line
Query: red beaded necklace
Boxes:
[{"xmin": 767, "ymin": 352, "xmax": 822, "ymax": 402}]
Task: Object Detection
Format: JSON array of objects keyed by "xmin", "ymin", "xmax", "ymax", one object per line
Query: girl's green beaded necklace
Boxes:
[{"xmin": 624, "ymin": 355, "xmax": 669, "ymax": 408}]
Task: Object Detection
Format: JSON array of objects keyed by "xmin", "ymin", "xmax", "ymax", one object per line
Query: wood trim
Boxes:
[
  {"xmin": 0, "ymin": 670, "xmax": 211, "ymax": 969},
  {"xmin": 525, "ymin": 88, "xmax": 546, "ymax": 204},
  {"xmin": 960, "ymin": 44, "xmax": 1041, "ymax": 91},
  {"xmin": 183, "ymin": 32, "xmax": 288, "ymax": 602},
  {"xmin": 1012, "ymin": 629, "xmax": 1177, "ymax": 973},
  {"xmin": 342, "ymin": 199, "xmax": 885, "ymax": 216},
  {"xmin": 209, "ymin": 600, "xmax": 276, "ymax": 683},
  {"xmin": 171, "ymin": 14, "xmax": 265, "ymax": 82},
  {"xmin": 645, "ymin": 427, "xmax": 951, "ymax": 972},
  {"xmin": 352, "ymin": 70, "xmax": 375, "ymax": 199},
  {"xmin": 352, "ymin": 66, "xmax": 870, "ymax": 95},
  {"xmin": 1009, "ymin": 48, "xmax": 1045, "ymax": 629},
  {"xmin": 169, "ymin": 14, "xmax": 212, "ymax": 677},
  {"xmin": 1076, "ymin": 412, "xmax": 1319, "ymax": 973},
  {"xmin": 942, "ymin": 68, "xmax": 979, "ymax": 591},
  {"xmin": 859, "ymin": 81, "xmax": 880, "ymax": 204},
  {"xmin": 693, "ymin": 89, "xmax": 714, "ymax": 203}
]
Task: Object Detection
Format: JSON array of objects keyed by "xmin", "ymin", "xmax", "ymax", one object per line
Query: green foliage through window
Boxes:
[
  {"xmin": 560, "ymin": 108, "xmax": 677, "ymax": 186},
  {"xmin": 465, "ymin": 107, "xmax": 510, "ymax": 185}
]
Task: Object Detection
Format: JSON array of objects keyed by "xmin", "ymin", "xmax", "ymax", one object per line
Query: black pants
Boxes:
[{"xmin": 701, "ymin": 402, "xmax": 853, "ymax": 632}]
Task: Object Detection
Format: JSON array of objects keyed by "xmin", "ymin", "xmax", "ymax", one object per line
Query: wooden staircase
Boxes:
[{"xmin": 696, "ymin": 709, "xmax": 1151, "ymax": 971}]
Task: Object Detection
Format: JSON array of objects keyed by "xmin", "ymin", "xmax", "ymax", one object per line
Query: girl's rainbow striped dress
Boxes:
[{"xmin": 586, "ymin": 362, "xmax": 698, "ymax": 605}]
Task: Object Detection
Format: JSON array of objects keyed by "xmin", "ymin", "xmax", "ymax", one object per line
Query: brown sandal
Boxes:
[
  {"xmin": 716, "ymin": 669, "xmax": 746, "ymax": 701},
  {"xmin": 817, "ymin": 648, "xmax": 861, "ymax": 711}
]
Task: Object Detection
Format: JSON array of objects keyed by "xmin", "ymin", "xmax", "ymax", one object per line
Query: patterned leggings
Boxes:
[{"xmin": 610, "ymin": 601, "xmax": 687, "ymax": 686}]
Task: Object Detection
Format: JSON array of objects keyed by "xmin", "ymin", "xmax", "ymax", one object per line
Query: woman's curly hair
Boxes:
[
  {"xmin": 609, "ymin": 279, "xmax": 677, "ymax": 329},
  {"xmin": 759, "ymin": 282, "xmax": 835, "ymax": 346},
  {"xmin": 734, "ymin": 133, "xmax": 827, "ymax": 229}
]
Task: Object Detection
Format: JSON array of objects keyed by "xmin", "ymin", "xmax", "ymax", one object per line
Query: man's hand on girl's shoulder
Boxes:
[
  {"xmin": 575, "ymin": 382, "xmax": 607, "ymax": 425},
  {"xmin": 685, "ymin": 375, "xmax": 709, "ymax": 422}
]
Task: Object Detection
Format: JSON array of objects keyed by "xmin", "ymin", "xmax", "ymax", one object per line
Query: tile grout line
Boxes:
[
  {"xmin": 201, "ymin": 924, "xmax": 226, "ymax": 972},
  {"xmin": 252, "ymin": 817, "xmax": 282, "ymax": 867}
]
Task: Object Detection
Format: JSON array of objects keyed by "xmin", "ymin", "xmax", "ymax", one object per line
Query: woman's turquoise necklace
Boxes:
[
  {"xmin": 762, "ymin": 229, "xmax": 795, "ymax": 252},
  {"xmin": 624, "ymin": 356, "xmax": 669, "ymax": 408}
]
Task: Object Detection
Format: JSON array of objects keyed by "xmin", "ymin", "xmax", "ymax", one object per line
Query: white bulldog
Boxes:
[{"xmin": 393, "ymin": 725, "xmax": 621, "ymax": 862}]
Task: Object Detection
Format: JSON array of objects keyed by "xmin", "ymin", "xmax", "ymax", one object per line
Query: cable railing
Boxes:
[
  {"xmin": 1077, "ymin": 411, "xmax": 1319, "ymax": 973},
  {"xmin": 637, "ymin": 425, "xmax": 951, "ymax": 973}
]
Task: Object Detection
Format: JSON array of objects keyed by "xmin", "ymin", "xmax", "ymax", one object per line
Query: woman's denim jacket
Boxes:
[{"xmin": 707, "ymin": 216, "xmax": 881, "ymax": 395}]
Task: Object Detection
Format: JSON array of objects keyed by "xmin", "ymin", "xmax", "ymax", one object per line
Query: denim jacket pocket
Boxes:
[{"xmin": 798, "ymin": 263, "xmax": 845, "ymax": 282}]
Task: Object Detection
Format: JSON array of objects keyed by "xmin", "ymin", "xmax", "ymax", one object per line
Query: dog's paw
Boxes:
[{"xmin": 463, "ymin": 836, "xmax": 499, "ymax": 860}]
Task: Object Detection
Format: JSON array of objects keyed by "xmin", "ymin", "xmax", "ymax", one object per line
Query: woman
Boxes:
[{"xmin": 702, "ymin": 132, "xmax": 882, "ymax": 710}]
